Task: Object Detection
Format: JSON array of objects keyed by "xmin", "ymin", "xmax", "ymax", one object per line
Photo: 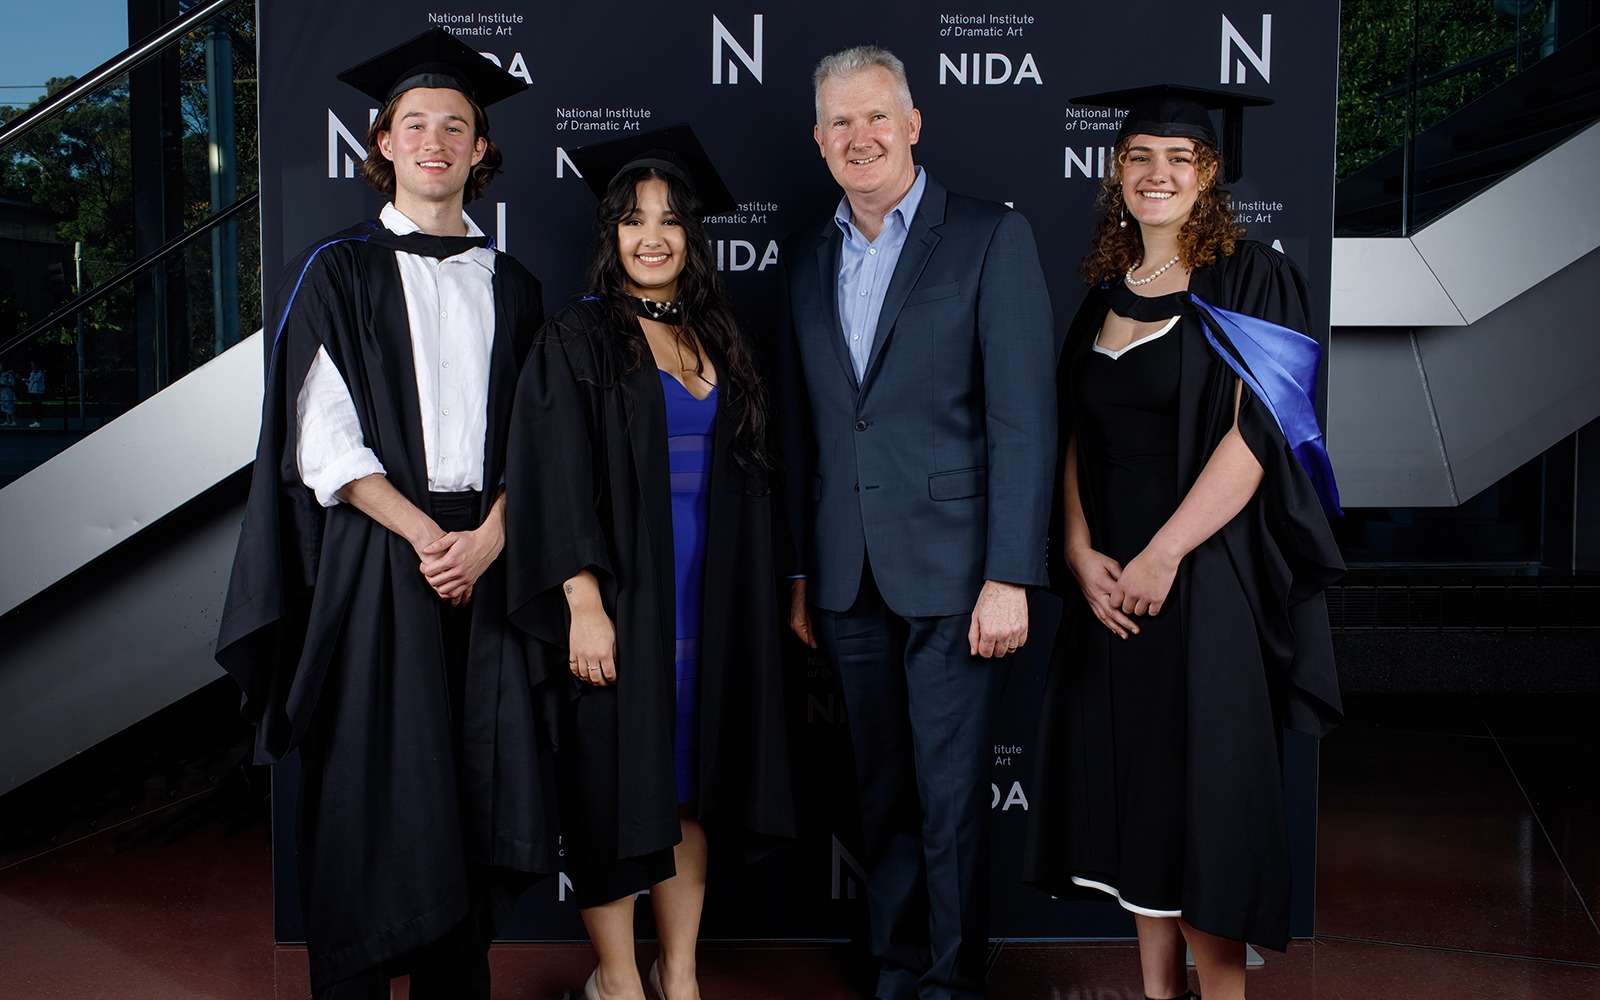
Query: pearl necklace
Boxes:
[
  {"xmin": 1125, "ymin": 255, "xmax": 1181, "ymax": 287},
  {"xmin": 633, "ymin": 295, "xmax": 680, "ymax": 321}
]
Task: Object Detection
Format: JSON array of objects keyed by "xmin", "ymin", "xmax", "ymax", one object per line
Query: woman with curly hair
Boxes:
[
  {"xmin": 1023, "ymin": 86, "xmax": 1344, "ymax": 1000},
  {"xmin": 504, "ymin": 125, "xmax": 793, "ymax": 1000}
]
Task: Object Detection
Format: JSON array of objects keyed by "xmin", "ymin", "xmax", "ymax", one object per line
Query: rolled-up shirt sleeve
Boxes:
[{"xmin": 296, "ymin": 346, "xmax": 386, "ymax": 507}]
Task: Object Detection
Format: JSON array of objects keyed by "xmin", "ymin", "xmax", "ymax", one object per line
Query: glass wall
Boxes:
[
  {"xmin": 1335, "ymin": 0, "xmax": 1598, "ymax": 236},
  {"xmin": 0, "ymin": 1, "xmax": 258, "ymax": 487}
]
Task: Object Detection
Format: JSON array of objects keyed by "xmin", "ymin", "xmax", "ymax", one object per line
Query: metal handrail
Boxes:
[
  {"xmin": 0, "ymin": 0, "xmax": 244, "ymax": 148},
  {"xmin": 0, "ymin": 192, "xmax": 258, "ymax": 358},
  {"xmin": 1375, "ymin": 39, "xmax": 1534, "ymax": 113}
]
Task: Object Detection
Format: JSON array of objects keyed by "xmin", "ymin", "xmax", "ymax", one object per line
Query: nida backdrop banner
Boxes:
[{"xmin": 257, "ymin": 0, "xmax": 1339, "ymax": 943}]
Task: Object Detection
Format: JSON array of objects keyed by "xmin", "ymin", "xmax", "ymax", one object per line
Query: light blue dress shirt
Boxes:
[{"xmin": 833, "ymin": 167, "xmax": 928, "ymax": 381}]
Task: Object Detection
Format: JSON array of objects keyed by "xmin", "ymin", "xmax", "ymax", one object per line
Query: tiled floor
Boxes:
[{"xmin": 3, "ymin": 692, "xmax": 1599, "ymax": 998}]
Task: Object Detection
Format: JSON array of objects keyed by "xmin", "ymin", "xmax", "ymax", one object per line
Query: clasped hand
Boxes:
[
  {"xmin": 415, "ymin": 525, "xmax": 501, "ymax": 606},
  {"xmin": 1067, "ymin": 545, "xmax": 1177, "ymax": 640}
]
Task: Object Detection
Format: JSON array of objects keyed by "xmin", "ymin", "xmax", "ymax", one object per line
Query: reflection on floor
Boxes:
[{"xmin": 3, "ymin": 690, "xmax": 1599, "ymax": 999}]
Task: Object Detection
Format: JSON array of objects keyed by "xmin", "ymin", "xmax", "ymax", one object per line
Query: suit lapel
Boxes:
[
  {"xmin": 812, "ymin": 226, "xmax": 857, "ymax": 390},
  {"xmin": 860, "ymin": 180, "xmax": 947, "ymax": 392}
]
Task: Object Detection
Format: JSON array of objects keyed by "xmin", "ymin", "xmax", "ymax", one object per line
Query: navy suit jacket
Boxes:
[{"xmin": 778, "ymin": 176, "xmax": 1056, "ymax": 617}]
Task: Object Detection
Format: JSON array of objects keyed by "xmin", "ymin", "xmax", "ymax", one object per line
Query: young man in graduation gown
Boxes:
[
  {"xmin": 215, "ymin": 29, "xmax": 549, "ymax": 1000},
  {"xmin": 777, "ymin": 46, "xmax": 1056, "ymax": 1000}
]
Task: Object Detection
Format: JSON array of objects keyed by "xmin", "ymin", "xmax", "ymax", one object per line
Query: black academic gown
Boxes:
[
  {"xmin": 504, "ymin": 299, "xmax": 794, "ymax": 895},
  {"xmin": 215, "ymin": 221, "xmax": 551, "ymax": 989},
  {"xmin": 1022, "ymin": 241, "xmax": 1344, "ymax": 951}
]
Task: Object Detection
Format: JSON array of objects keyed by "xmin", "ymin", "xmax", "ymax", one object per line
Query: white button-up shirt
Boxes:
[{"xmin": 295, "ymin": 203, "xmax": 498, "ymax": 507}]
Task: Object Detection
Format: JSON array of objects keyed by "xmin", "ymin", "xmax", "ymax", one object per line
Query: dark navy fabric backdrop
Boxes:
[{"xmin": 257, "ymin": 0, "xmax": 1339, "ymax": 942}]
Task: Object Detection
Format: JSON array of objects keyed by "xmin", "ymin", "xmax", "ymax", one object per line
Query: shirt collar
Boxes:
[
  {"xmin": 379, "ymin": 203, "xmax": 494, "ymax": 268},
  {"xmin": 381, "ymin": 203, "xmax": 491, "ymax": 245},
  {"xmin": 833, "ymin": 166, "xmax": 927, "ymax": 241}
]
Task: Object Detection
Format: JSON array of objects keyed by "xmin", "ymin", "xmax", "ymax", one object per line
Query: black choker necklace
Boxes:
[{"xmin": 633, "ymin": 296, "xmax": 680, "ymax": 321}]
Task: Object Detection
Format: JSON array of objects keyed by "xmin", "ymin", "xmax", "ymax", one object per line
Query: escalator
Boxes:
[
  {"xmin": 0, "ymin": 0, "xmax": 262, "ymax": 794},
  {"xmin": 1323, "ymin": 2, "xmax": 1600, "ymax": 691},
  {"xmin": 1335, "ymin": 23, "xmax": 1600, "ymax": 237},
  {"xmin": 1327, "ymin": 5, "xmax": 1600, "ymax": 516}
]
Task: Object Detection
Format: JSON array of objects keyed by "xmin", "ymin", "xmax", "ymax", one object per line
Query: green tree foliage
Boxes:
[
  {"xmin": 3, "ymin": 76, "xmax": 135, "ymax": 287},
  {"xmin": 0, "ymin": 75, "xmax": 134, "ymax": 392},
  {"xmin": 1338, "ymin": 0, "xmax": 1552, "ymax": 179},
  {"xmin": 0, "ymin": 2, "xmax": 260, "ymax": 407}
]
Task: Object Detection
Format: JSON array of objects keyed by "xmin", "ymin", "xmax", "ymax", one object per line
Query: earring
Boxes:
[{"xmin": 1118, "ymin": 207, "xmax": 1127, "ymax": 230}]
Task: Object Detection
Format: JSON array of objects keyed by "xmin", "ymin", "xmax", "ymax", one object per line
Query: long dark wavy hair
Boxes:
[
  {"xmin": 584, "ymin": 166, "xmax": 774, "ymax": 481},
  {"xmin": 1080, "ymin": 134, "xmax": 1244, "ymax": 285}
]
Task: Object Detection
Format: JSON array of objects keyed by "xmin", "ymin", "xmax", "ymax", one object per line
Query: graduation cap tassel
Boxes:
[{"xmin": 1223, "ymin": 105, "xmax": 1244, "ymax": 185}]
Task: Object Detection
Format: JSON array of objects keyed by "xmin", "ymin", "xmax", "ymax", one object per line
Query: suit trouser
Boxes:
[{"xmin": 815, "ymin": 562, "xmax": 1006, "ymax": 1000}]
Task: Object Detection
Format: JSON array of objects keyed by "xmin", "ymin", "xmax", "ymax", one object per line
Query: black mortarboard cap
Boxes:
[
  {"xmin": 1069, "ymin": 84, "xmax": 1272, "ymax": 184},
  {"xmin": 337, "ymin": 27, "xmax": 526, "ymax": 108},
  {"xmin": 567, "ymin": 123, "xmax": 737, "ymax": 216}
]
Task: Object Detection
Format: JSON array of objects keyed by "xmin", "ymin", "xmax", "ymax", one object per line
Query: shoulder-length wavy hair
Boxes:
[
  {"xmin": 361, "ymin": 91, "xmax": 503, "ymax": 205},
  {"xmin": 584, "ymin": 166, "xmax": 773, "ymax": 481},
  {"xmin": 1079, "ymin": 134, "xmax": 1244, "ymax": 285}
]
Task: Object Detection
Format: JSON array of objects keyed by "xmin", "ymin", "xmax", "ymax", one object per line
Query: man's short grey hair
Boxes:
[{"xmin": 812, "ymin": 45, "xmax": 915, "ymax": 124}]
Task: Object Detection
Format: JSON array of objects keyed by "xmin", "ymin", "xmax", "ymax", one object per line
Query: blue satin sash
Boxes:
[{"xmin": 1188, "ymin": 294, "xmax": 1343, "ymax": 517}]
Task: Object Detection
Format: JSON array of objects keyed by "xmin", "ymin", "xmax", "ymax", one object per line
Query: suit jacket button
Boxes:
[{"xmin": 854, "ymin": 419, "xmax": 868, "ymax": 431}]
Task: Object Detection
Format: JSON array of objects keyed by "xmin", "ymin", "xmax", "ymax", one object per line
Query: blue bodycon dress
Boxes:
[{"xmin": 660, "ymin": 369, "xmax": 717, "ymax": 804}]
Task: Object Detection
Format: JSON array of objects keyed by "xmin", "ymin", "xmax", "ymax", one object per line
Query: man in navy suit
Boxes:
[{"xmin": 778, "ymin": 45, "xmax": 1056, "ymax": 1000}]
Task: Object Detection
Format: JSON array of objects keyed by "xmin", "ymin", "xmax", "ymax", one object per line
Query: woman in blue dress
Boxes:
[{"xmin": 505, "ymin": 126, "xmax": 793, "ymax": 1000}]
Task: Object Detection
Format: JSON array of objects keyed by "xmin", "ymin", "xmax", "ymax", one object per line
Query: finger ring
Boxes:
[
  {"xmin": 1007, "ymin": 644, "xmax": 1019, "ymax": 650},
  {"xmin": 568, "ymin": 658, "xmax": 577, "ymax": 664}
]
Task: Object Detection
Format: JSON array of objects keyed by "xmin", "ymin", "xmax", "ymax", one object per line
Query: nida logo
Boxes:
[
  {"xmin": 938, "ymin": 52, "xmax": 1041, "ymax": 86},
  {"xmin": 1063, "ymin": 145, "xmax": 1117, "ymax": 179},
  {"xmin": 831, "ymin": 836, "xmax": 867, "ymax": 901},
  {"xmin": 1220, "ymin": 14, "xmax": 1271, "ymax": 84},
  {"xmin": 712, "ymin": 14, "xmax": 762, "ymax": 85},
  {"xmin": 327, "ymin": 109, "xmax": 375, "ymax": 179}
]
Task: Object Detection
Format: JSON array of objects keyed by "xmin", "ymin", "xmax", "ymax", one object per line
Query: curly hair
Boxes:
[
  {"xmin": 1079, "ymin": 135, "xmax": 1244, "ymax": 285},
  {"xmin": 361, "ymin": 90, "xmax": 503, "ymax": 205},
  {"xmin": 584, "ymin": 166, "xmax": 774, "ymax": 482}
]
